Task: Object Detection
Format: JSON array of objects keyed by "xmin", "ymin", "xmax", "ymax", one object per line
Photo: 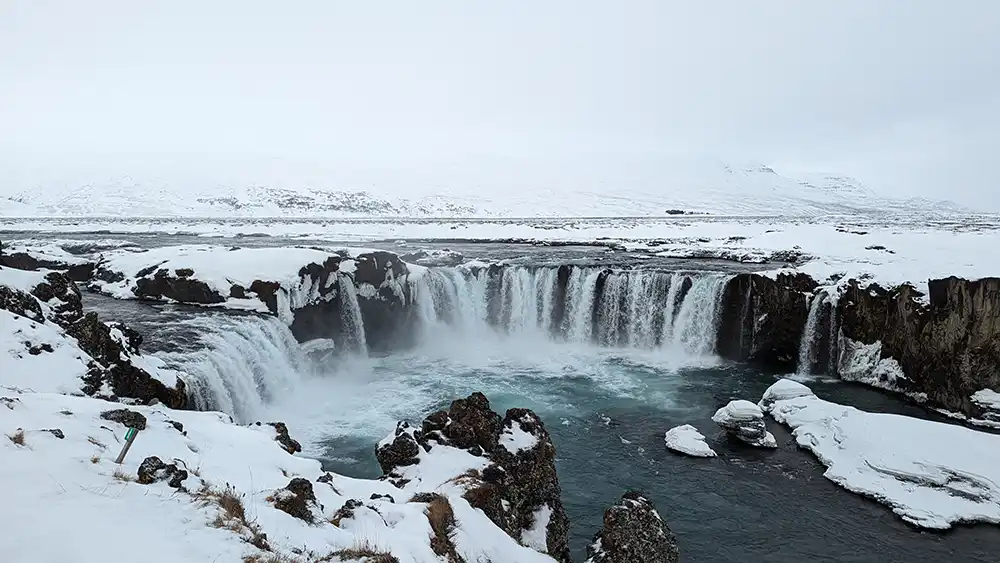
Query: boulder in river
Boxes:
[
  {"xmin": 585, "ymin": 491, "xmax": 680, "ymax": 563},
  {"xmin": 712, "ymin": 399, "xmax": 777, "ymax": 448}
]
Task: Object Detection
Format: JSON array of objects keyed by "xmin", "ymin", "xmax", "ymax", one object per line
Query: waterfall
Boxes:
[
  {"xmin": 669, "ymin": 275, "xmax": 729, "ymax": 355},
  {"xmin": 161, "ymin": 314, "xmax": 312, "ymax": 423},
  {"xmin": 411, "ymin": 265, "xmax": 731, "ymax": 354},
  {"xmin": 338, "ymin": 274, "xmax": 368, "ymax": 355},
  {"xmin": 797, "ymin": 291, "xmax": 828, "ymax": 375}
]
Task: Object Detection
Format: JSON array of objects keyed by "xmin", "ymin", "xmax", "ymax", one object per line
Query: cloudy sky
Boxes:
[{"xmin": 2, "ymin": 1, "xmax": 998, "ymax": 209}]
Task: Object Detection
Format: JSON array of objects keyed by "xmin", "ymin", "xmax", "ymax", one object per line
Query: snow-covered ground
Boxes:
[
  {"xmin": 0, "ymin": 158, "xmax": 974, "ymax": 218},
  {"xmin": 761, "ymin": 379, "xmax": 1000, "ymax": 530},
  {"xmin": 0, "ymin": 391, "xmax": 555, "ymax": 563},
  {"xmin": 6, "ymin": 216, "xmax": 1000, "ymax": 297}
]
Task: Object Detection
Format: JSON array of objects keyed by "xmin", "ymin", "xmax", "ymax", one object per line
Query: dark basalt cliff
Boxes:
[{"xmin": 716, "ymin": 273, "xmax": 1000, "ymax": 418}]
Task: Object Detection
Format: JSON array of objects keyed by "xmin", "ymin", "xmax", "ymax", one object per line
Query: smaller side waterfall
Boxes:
[
  {"xmin": 164, "ymin": 314, "xmax": 312, "ymax": 423},
  {"xmin": 338, "ymin": 274, "xmax": 368, "ymax": 355},
  {"xmin": 797, "ymin": 291, "xmax": 828, "ymax": 375}
]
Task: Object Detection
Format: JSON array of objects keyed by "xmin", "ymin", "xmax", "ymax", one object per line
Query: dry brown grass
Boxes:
[
  {"xmin": 7, "ymin": 428, "xmax": 25, "ymax": 446},
  {"xmin": 321, "ymin": 542, "xmax": 400, "ymax": 563},
  {"xmin": 90, "ymin": 455, "xmax": 101, "ymax": 464},
  {"xmin": 87, "ymin": 436, "xmax": 107, "ymax": 450},
  {"xmin": 195, "ymin": 484, "xmax": 270, "ymax": 551},
  {"xmin": 112, "ymin": 467, "xmax": 135, "ymax": 482},
  {"xmin": 242, "ymin": 553, "xmax": 295, "ymax": 563}
]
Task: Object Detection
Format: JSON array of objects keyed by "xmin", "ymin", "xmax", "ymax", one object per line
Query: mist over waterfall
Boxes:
[
  {"xmin": 413, "ymin": 265, "xmax": 731, "ymax": 354},
  {"xmin": 798, "ymin": 292, "xmax": 828, "ymax": 374},
  {"xmin": 161, "ymin": 314, "xmax": 312, "ymax": 423}
]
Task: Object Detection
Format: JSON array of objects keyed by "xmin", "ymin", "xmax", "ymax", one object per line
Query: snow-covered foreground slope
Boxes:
[
  {"xmin": 0, "ymin": 159, "xmax": 972, "ymax": 218},
  {"xmin": 0, "ymin": 391, "xmax": 558, "ymax": 563},
  {"xmin": 760, "ymin": 379, "xmax": 1000, "ymax": 530}
]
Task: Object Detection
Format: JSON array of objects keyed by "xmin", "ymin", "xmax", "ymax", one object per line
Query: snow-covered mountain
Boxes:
[{"xmin": 0, "ymin": 159, "xmax": 971, "ymax": 218}]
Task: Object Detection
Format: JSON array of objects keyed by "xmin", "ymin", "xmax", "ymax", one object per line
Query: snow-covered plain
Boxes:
[
  {"xmin": 0, "ymin": 160, "xmax": 974, "ymax": 218},
  {"xmin": 761, "ymin": 379, "xmax": 1000, "ymax": 530}
]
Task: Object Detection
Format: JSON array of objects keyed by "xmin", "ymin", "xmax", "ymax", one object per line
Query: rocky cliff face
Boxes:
[
  {"xmin": 716, "ymin": 271, "xmax": 1000, "ymax": 418},
  {"xmin": 838, "ymin": 276, "xmax": 1000, "ymax": 416},
  {"xmin": 717, "ymin": 273, "xmax": 814, "ymax": 371}
]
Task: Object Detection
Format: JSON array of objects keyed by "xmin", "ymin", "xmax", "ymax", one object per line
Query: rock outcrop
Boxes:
[
  {"xmin": 376, "ymin": 392, "xmax": 572, "ymax": 563},
  {"xmin": 584, "ymin": 492, "xmax": 680, "ymax": 563},
  {"xmin": 269, "ymin": 478, "xmax": 322, "ymax": 524},
  {"xmin": 71, "ymin": 313, "xmax": 188, "ymax": 408},
  {"xmin": 838, "ymin": 276, "xmax": 1000, "ymax": 416},
  {"xmin": 136, "ymin": 456, "xmax": 189, "ymax": 489},
  {"xmin": 0, "ymin": 249, "xmax": 94, "ymax": 281},
  {"xmin": 712, "ymin": 400, "xmax": 777, "ymax": 448}
]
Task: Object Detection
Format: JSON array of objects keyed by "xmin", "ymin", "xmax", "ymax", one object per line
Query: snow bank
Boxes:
[
  {"xmin": 762, "ymin": 379, "xmax": 1000, "ymax": 529},
  {"xmin": 663, "ymin": 424, "xmax": 716, "ymax": 458},
  {"xmin": 0, "ymin": 309, "xmax": 92, "ymax": 395},
  {"xmin": 0, "ymin": 390, "xmax": 561, "ymax": 563}
]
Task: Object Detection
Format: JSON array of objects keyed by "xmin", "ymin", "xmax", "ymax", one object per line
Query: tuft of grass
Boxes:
[
  {"xmin": 321, "ymin": 540, "xmax": 400, "ymax": 563},
  {"xmin": 424, "ymin": 495, "xmax": 459, "ymax": 562},
  {"xmin": 112, "ymin": 467, "xmax": 135, "ymax": 482},
  {"xmin": 7, "ymin": 428, "xmax": 25, "ymax": 446},
  {"xmin": 195, "ymin": 484, "xmax": 270, "ymax": 551},
  {"xmin": 87, "ymin": 436, "xmax": 107, "ymax": 450},
  {"xmin": 242, "ymin": 553, "xmax": 295, "ymax": 563},
  {"xmin": 90, "ymin": 455, "xmax": 101, "ymax": 464}
]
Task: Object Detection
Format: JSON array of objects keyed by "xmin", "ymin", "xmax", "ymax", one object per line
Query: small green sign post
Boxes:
[{"xmin": 115, "ymin": 427, "xmax": 139, "ymax": 464}]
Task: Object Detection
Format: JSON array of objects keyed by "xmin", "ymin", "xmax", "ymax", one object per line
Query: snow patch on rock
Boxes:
[{"xmin": 663, "ymin": 424, "xmax": 716, "ymax": 458}]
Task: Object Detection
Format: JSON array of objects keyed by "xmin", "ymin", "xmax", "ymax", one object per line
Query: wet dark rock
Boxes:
[
  {"xmin": 168, "ymin": 420, "xmax": 184, "ymax": 434},
  {"xmin": 349, "ymin": 251, "xmax": 417, "ymax": 353},
  {"xmin": 100, "ymin": 408, "xmax": 147, "ymax": 430},
  {"xmin": 26, "ymin": 342, "xmax": 54, "ymax": 355},
  {"xmin": 375, "ymin": 422, "xmax": 421, "ymax": 474},
  {"xmin": 711, "ymin": 400, "xmax": 777, "ymax": 448},
  {"xmin": 255, "ymin": 421, "xmax": 302, "ymax": 454},
  {"xmin": 377, "ymin": 393, "xmax": 571, "ymax": 563},
  {"xmin": 585, "ymin": 492, "xmax": 679, "ymax": 563},
  {"xmin": 0, "ymin": 251, "xmax": 94, "ymax": 281},
  {"xmin": 229, "ymin": 284, "xmax": 247, "ymax": 299},
  {"xmin": 30, "ymin": 272, "xmax": 84, "ymax": 325},
  {"xmin": 839, "ymin": 276, "xmax": 1000, "ymax": 416},
  {"xmin": 271, "ymin": 478, "xmax": 321, "ymax": 524},
  {"xmin": 370, "ymin": 493, "xmax": 395, "ymax": 503},
  {"xmin": 136, "ymin": 456, "xmax": 188, "ymax": 488},
  {"xmin": 717, "ymin": 273, "xmax": 810, "ymax": 371},
  {"xmin": 174, "ymin": 268, "xmax": 194, "ymax": 278},
  {"xmin": 0, "ymin": 285, "xmax": 44, "ymax": 321},
  {"xmin": 135, "ymin": 268, "xmax": 224, "ymax": 304},
  {"xmin": 70, "ymin": 313, "xmax": 187, "ymax": 408},
  {"xmin": 317, "ymin": 473, "xmax": 334, "ymax": 484},
  {"xmin": 42, "ymin": 428, "xmax": 64, "ymax": 439},
  {"xmin": 329, "ymin": 499, "xmax": 364, "ymax": 527}
]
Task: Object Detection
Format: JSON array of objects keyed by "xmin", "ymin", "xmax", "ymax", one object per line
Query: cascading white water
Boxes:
[
  {"xmin": 161, "ymin": 314, "xmax": 311, "ymax": 423},
  {"xmin": 797, "ymin": 291, "xmax": 828, "ymax": 375},
  {"xmin": 669, "ymin": 275, "xmax": 730, "ymax": 355},
  {"xmin": 412, "ymin": 265, "xmax": 731, "ymax": 354},
  {"xmin": 338, "ymin": 274, "xmax": 368, "ymax": 355}
]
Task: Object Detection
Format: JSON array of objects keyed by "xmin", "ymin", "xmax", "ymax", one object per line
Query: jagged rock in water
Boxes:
[
  {"xmin": 270, "ymin": 478, "xmax": 322, "ymax": 524},
  {"xmin": 136, "ymin": 456, "xmax": 188, "ymax": 488},
  {"xmin": 376, "ymin": 392, "xmax": 572, "ymax": 563},
  {"xmin": 585, "ymin": 492, "xmax": 679, "ymax": 563},
  {"xmin": 70, "ymin": 313, "xmax": 188, "ymax": 408},
  {"xmin": 100, "ymin": 408, "xmax": 147, "ymax": 430},
  {"xmin": 712, "ymin": 400, "xmax": 777, "ymax": 448},
  {"xmin": 255, "ymin": 421, "xmax": 302, "ymax": 454},
  {"xmin": 717, "ymin": 273, "xmax": 811, "ymax": 370},
  {"xmin": 838, "ymin": 277, "xmax": 1000, "ymax": 416}
]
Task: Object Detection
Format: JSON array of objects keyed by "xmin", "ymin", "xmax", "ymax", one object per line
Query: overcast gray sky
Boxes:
[{"xmin": 2, "ymin": 1, "xmax": 998, "ymax": 209}]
